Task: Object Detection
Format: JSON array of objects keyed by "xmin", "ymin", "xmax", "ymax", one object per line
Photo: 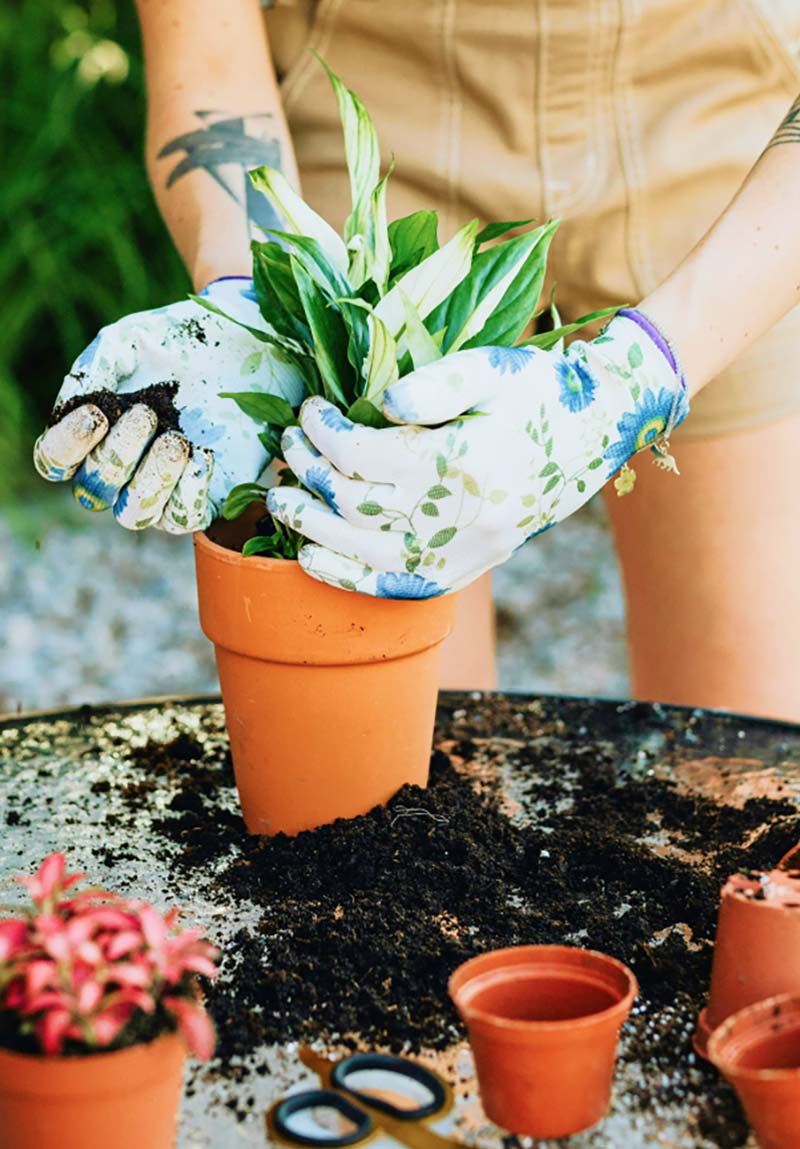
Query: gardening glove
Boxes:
[
  {"xmin": 268, "ymin": 310, "xmax": 688, "ymax": 598},
  {"xmin": 33, "ymin": 277, "xmax": 305, "ymax": 533}
]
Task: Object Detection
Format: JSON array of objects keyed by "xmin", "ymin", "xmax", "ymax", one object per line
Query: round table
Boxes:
[{"xmin": 3, "ymin": 691, "xmax": 798, "ymax": 1148}]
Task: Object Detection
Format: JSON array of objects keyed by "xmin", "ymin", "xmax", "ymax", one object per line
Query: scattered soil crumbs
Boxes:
[
  {"xmin": 49, "ymin": 382, "xmax": 181, "ymax": 435},
  {"xmin": 73, "ymin": 696, "xmax": 800, "ymax": 1145}
]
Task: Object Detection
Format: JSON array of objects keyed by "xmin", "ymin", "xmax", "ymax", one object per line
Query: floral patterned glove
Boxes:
[
  {"xmin": 33, "ymin": 278, "xmax": 305, "ymax": 532},
  {"xmin": 269, "ymin": 310, "xmax": 689, "ymax": 598}
]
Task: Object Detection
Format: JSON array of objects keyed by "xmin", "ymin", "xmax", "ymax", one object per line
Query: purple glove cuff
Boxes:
[{"xmin": 617, "ymin": 308, "xmax": 687, "ymax": 392}]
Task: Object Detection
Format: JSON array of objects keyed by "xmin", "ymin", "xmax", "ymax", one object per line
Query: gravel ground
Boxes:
[{"xmin": 0, "ymin": 492, "xmax": 627, "ymax": 713}]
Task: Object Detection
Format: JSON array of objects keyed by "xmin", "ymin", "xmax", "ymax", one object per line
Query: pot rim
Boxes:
[
  {"xmin": 0, "ymin": 1032, "xmax": 184, "ymax": 1097},
  {"xmin": 194, "ymin": 529, "xmax": 295, "ymax": 571},
  {"xmin": 708, "ymin": 993, "xmax": 800, "ymax": 1082},
  {"xmin": 448, "ymin": 944, "xmax": 638, "ymax": 1035}
]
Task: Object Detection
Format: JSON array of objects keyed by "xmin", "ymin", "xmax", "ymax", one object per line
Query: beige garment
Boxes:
[{"xmin": 265, "ymin": 0, "xmax": 800, "ymax": 437}]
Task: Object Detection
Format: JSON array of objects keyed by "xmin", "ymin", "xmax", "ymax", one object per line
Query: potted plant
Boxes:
[
  {"xmin": 194, "ymin": 57, "xmax": 612, "ymax": 836},
  {"xmin": 0, "ymin": 853, "xmax": 218, "ymax": 1149}
]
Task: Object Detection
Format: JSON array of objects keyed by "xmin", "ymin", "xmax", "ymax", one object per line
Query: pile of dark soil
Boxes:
[
  {"xmin": 50, "ymin": 382, "xmax": 181, "ymax": 435},
  {"xmin": 128, "ymin": 725, "xmax": 797, "ymax": 1046}
]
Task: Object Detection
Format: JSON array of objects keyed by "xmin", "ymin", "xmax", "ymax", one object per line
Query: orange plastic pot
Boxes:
[
  {"xmin": 194, "ymin": 528, "xmax": 457, "ymax": 835},
  {"xmin": 694, "ymin": 871, "xmax": 800, "ymax": 1058},
  {"xmin": 0, "ymin": 1034, "xmax": 184, "ymax": 1149},
  {"xmin": 449, "ymin": 945, "xmax": 638, "ymax": 1139},
  {"xmin": 708, "ymin": 994, "xmax": 800, "ymax": 1149}
]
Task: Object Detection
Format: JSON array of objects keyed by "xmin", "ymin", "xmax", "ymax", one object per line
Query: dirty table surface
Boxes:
[{"xmin": 2, "ymin": 691, "xmax": 800, "ymax": 1149}]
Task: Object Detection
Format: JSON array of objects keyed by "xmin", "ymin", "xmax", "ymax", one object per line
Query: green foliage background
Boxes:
[{"xmin": 2, "ymin": 0, "xmax": 188, "ymax": 496}]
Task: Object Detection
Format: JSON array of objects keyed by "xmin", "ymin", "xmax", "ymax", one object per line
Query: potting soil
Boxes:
[
  {"xmin": 3, "ymin": 693, "xmax": 799, "ymax": 1148},
  {"xmin": 49, "ymin": 382, "xmax": 181, "ymax": 435}
]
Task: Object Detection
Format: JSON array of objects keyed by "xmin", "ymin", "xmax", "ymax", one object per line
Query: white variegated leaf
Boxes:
[
  {"xmin": 375, "ymin": 219, "xmax": 478, "ymax": 337},
  {"xmin": 249, "ymin": 167, "xmax": 348, "ymax": 274}
]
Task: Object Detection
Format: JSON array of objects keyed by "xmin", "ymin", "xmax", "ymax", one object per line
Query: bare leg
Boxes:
[
  {"xmin": 439, "ymin": 573, "xmax": 498, "ymax": 690},
  {"xmin": 605, "ymin": 414, "xmax": 800, "ymax": 722}
]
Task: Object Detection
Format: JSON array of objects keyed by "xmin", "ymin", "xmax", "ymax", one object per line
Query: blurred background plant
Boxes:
[{"xmin": 1, "ymin": 0, "xmax": 187, "ymax": 497}]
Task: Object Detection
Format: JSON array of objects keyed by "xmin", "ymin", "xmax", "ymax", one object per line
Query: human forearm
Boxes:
[
  {"xmin": 642, "ymin": 94, "xmax": 800, "ymax": 397},
  {"xmin": 135, "ymin": 0, "xmax": 298, "ymax": 290}
]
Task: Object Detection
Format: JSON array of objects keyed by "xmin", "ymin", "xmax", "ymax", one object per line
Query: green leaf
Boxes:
[
  {"xmin": 427, "ymin": 484, "xmax": 451, "ymax": 499},
  {"xmin": 628, "ymin": 342, "xmax": 644, "ymax": 369},
  {"xmin": 251, "ymin": 241, "xmax": 311, "ymax": 345},
  {"xmin": 362, "ymin": 311, "xmax": 399, "ymax": 401},
  {"xmin": 292, "ymin": 258, "xmax": 354, "ymax": 406},
  {"xmin": 222, "ymin": 483, "xmax": 269, "ymax": 521},
  {"xmin": 398, "ymin": 289, "xmax": 442, "ymax": 370},
  {"xmin": 388, "ymin": 211, "xmax": 439, "ymax": 281},
  {"xmin": 521, "ymin": 306, "xmax": 619, "ymax": 351},
  {"xmin": 249, "ymin": 165, "xmax": 348, "ymax": 272},
  {"xmin": 262, "ymin": 229, "xmax": 352, "ymax": 302},
  {"xmin": 259, "ymin": 428, "xmax": 283, "ymax": 457},
  {"xmin": 406, "ymin": 556, "xmax": 421, "ymax": 574},
  {"xmin": 421, "ymin": 502, "xmax": 439, "ymax": 516},
  {"xmin": 539, "ymin": 461, "xmax": 558, "ymax": 477},
  {"xmin": 426, "ymin": 229, "xmax": 543, "ymax": 353},
  {"xmin": 542, "ymin": 474, "xmax": 560, "ymax": 495},
  {"xmin": 429, "ymin": 526, "xmax": 457, "ymax": 548},
  {"xmin": 315, "ymin": 54, "xmax": 381, "ymax": 253},
  {"xmin": 517, "ymin": 514, "xmax": 535, "ymax": 528},
  {"xmin": 375, "ymin": 219, "xmax": 479, "ymax": 337},
  {"xmin": 356, "ymin": 501, "xmax": 383, "ymax": 516},
  {"xmin": 462, "ymin": 473, "xmax": 480, "ymax": 496},
  {"xmin": 459, "ymin": 220, "xmax": 560, "ymax": 349},
  {"xmin": 219, "ymin": 392, "xmax": 298, "ymax": 427},
  {"xmin": 435, "ymin": 454, "xmax": 448, "ymax": 478},
  {"xmin": 489, "ymin": 490, "xmax": 508, "ymax": 504},
  {"xmin": 587, "ymin": 457, "xmax": 604, "ymax": 470},
  {"xmin": 347, "ymin": 397, "xmax": 392, "ymax": 428},
  {"xmin": 577, "ymin": 479, "xmax": 586, "ymax": 493},
  {"xmin": 242, "ymin": 535, "xmax": 281, "ymax": 557},
  {"xmin": 474, "ymin": 219, "xmax": 536, "ymax": 247}
]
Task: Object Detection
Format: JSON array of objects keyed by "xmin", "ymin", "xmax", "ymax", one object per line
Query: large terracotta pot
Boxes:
[
  {"xmin": 694, "ymin": 870, "xmax": 800, "ymax": 1058},
  {"xmin": 0, "ymin": 1034, "xmax": 184, "ymax": 1149},
  {"xmin": 449, "ymin": 945, "xmax": 638, "ymax": 1139},
  {"xmin": 194, "ymin": 527, "xmax": 457, "ymax": 835},
  {"xmin": 708, "ymin": 993, "xmax": 800, "ymax": 1149}
]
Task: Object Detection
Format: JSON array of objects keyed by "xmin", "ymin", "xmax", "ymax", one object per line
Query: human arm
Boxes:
[
  {"xmin": 137, "ymin": 0, "xmax": 298, "ymax": 290},
  {"xmin": 33, "ymin": 0, "xmax": 305, "ymax": 531},
  {"xmin": 644, "ymin": 93, "xmax": 800, "ymax": 396}
]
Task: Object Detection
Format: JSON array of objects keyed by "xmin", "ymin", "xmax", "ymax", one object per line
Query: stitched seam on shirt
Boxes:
[
  {"xmin": 437, "ymin": 0, "xmax": 463, "ymax": 233},
  {"xmin": 610, "ymin": 0, "xmax": 651, "ymax": 298},
  {"xmin": 281, "ymin": 0, "xmax": 344, "ymax": 111},
  {"xmin": 735, "ymin": 0, "xmax": 800, "ymax": 93}
]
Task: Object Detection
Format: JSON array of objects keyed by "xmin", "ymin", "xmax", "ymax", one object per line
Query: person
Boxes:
[{"xmin": 34, "ymin": 1, "xmax": 800, "ymax": 722}]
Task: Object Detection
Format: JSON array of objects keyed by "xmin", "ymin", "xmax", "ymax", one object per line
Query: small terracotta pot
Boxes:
[
  {"xmin": 194, "ymin": 527, "xmax": 457, "ymax": 835},
  {"xmin": 0, "ymin": 1034, "xmax": 184, "ymax": 1149},
  {"xmin": 708, "ymin": 993, "xmax": 800, "ymax": 1149},
  {"xmin": 694, "ymin": 871, "xmax": 800, "ymax": 1058},
  {"xmin": 449, "ymin": 945, "xmax": 638, "ymax": 1139}
]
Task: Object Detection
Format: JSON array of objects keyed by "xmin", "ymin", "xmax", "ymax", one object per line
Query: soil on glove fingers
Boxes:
[{"xmin": 50, "ymin": 381, "xmax": 181, "ymax": 435}]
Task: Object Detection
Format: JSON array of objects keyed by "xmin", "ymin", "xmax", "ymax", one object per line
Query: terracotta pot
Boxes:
[
  {"xmin": 708, "ymin": 993, "xmax": 800, "ymax": 1149},
  {"xmin": 449, "ymin": 944, "xmax": 638, "ymax": 1139},
  {"xmin": 0, "ymin": 1034, "xmax": 184, "ymax": 1149},
  {"xmin": 694, "ymin": 871, "xmax": 800, "ymax": 1058},
  {"xmin": 194, "ymin": 527, "xmax": 457, "ymax": 835}
]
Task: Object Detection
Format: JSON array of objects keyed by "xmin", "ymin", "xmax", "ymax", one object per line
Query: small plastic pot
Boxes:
[
  {"xmin": 708, "ymin": 993, "xmax": 800, "ymax": 1149},
  {"xmin": 0, "ymin": 1034, "xmax": 185, "ymax": 1149},
  {"xmin": 694, "ymin": 871, "xmax": 800, "ymax": 1058},
  {"xmin": 448, "ymin": 944, "xmax": 638, "ymax": 1139}
]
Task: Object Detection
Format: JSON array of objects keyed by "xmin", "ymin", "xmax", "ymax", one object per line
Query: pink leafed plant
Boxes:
[{"xmin": 0, "ymin": 853, "xmax": 219, "ymax": 1060}]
